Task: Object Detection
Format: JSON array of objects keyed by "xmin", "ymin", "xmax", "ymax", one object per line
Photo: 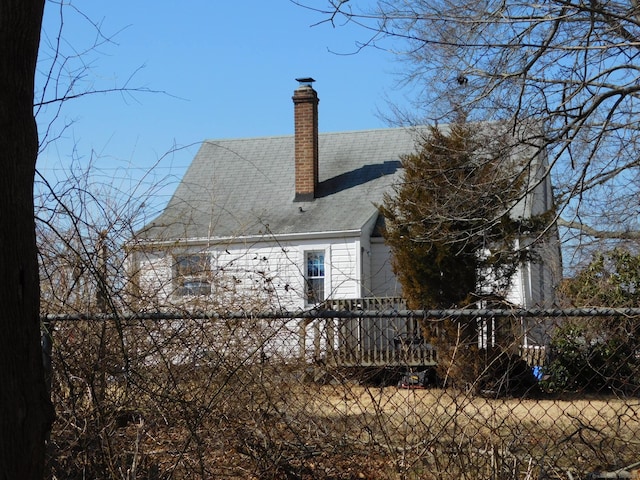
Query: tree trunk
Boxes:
[{"xmin": 0, "ymin": 2, "xmax": 53, "ymax": 479}]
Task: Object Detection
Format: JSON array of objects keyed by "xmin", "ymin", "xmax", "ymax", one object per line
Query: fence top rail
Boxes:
[{"xmin": 42, "ymin": 307, "xmax": 640, "ymax": 322}]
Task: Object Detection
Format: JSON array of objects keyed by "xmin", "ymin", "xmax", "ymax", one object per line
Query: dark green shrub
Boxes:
[{"xmin": 543, "ymin": 321, "xmax": 639, "ymax": 395}]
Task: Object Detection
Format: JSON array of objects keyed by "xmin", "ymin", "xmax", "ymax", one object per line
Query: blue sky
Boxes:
[{"xmin": 36, "ymin": 1, "xmax": 409, "ymax": 212}]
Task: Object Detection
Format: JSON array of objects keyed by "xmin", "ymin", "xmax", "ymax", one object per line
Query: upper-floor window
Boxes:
[
  {"xmin": 173, "ymin": 254, "xmax": 211, "ymax": 296},
  {"xmin": 305, "ymin": 251, "xmax": 325, "ymax": 304}
]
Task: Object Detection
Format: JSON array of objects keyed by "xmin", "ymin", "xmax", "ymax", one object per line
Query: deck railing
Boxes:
[
  {"xmin": 308, "ymin": 297, "xmax": 437, "ymax": 367},
  {"xmin": 304, "ymin": 298, "xmax": 547, "ymax": 368}
]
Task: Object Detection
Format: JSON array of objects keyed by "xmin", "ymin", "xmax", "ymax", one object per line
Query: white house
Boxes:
[{"xmin": 131, "ymin": 79, "xmax": 560, "ymax": 364}]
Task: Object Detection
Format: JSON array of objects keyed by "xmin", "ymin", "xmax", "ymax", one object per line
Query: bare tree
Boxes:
[
  {"xmin": 0, "ymin": 2, "xmax": 167, "ymax": 476},
  {"xmin": 293, "ymin": 0, "xmax": 640, "ymax": 265},
  {"xmin": 0, "ymin": 1, "xmax": 54, "ymax": 479}
]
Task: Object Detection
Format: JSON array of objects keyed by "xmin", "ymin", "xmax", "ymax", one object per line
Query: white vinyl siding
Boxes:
[
  {"xmin": 325, "ymin": 240, "xmax": 359, "ymax": 299},
  {"xmin": 369, "ymin": 239, "xmax": 401, "ymax": 297},
  {"xmin": 135, "ymin": 235, "xmax": 364, "ymax": 311}
]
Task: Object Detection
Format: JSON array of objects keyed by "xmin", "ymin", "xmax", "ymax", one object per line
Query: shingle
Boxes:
[
  {"xmin": 139, "ymin": 128, "xmax": 420, "ymax": 240},
  {"xmin": 139, "ymin": 124, "xmax": 549, "ymax": 242}
]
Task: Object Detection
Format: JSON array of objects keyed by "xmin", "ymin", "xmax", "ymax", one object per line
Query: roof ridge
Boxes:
[
  {"xmin": 201, "ymin": 133, "xmax": 293, "ymax": 143},
  {"xmin": 200, "ymin": 125, "xmax": 423, "ymax": 143}
]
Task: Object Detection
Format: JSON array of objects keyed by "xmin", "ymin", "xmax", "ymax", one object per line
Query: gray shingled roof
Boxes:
[{"xmin": 139, "ymin": 128, "xmax": 421, "ymax": 241}]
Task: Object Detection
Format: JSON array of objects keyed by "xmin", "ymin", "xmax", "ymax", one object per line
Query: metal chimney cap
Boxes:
[{"xmin": 295, "ymin": 77, "xmax": 315, "ymax": 86}]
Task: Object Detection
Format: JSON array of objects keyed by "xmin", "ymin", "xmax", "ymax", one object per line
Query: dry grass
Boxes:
[
  {"xmin": 47, "ymin": 320, "xmax": 640, "ymax": 479},
  {"xmin": 298, "ymin": 383, "xmax": 640, "ymax": 430},
  {"xmin": 283, "ymin": 383, "xmax": 640, "ymax": 479},
  {"xmin": 49, "ymin": 364, "xmax": 640, "ymax": 479}
]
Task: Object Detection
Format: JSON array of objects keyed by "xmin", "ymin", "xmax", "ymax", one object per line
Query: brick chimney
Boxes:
[{"xmin": 292, "ymin": 77, "xmax": 319, "ymax": 201}]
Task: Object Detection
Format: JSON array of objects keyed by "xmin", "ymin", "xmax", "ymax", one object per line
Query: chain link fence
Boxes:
[{"xmin": 44, "ymin": 304, "xmax": 640, "ymax": 479}]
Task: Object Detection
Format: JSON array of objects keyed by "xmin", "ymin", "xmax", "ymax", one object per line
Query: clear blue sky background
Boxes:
[{"xmin": 36, "ymin": 1, "xmax": 409, "ymax": 213}]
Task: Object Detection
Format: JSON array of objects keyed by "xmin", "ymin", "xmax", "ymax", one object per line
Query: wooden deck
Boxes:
[
  {"xmin": 302, "ymin": 298, "xmax": 547, "ymax": 369},
  {"xmin": 305, "ymin": 298, "xmax": 437, "ymax": 367}
]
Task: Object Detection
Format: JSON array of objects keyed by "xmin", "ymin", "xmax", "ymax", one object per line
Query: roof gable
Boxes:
[
  {"xmin": 139, "ymin": 122, "xmax": 551, "ymax": 243},
  {"xmin": 140, "ymin": 128, "xmax": 419, "ymax": 241}
]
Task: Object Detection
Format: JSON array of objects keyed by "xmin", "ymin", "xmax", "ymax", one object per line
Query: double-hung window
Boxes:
[
  {"xmin": 305, "ymin": 251, "xmax": 325, "ymax": 304},
  {"xmin": 173, "ymin": 254, "xmax": 211, "ymax": 296}
]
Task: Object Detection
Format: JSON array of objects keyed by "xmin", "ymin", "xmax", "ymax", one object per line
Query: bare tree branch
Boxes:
[{"xmin": 294, "ymin": 0, "xmax": 640, "ymax": 265}]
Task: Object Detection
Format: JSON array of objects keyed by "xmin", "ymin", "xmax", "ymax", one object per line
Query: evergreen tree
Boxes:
[{"xmin": 379, "ymin": 121, "xmax": 532, "ymax": 309}]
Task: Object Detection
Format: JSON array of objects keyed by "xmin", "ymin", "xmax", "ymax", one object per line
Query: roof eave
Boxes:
[{"xmin": 133, "ymin": 228, "xmax": 364, "ymax": 249}]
